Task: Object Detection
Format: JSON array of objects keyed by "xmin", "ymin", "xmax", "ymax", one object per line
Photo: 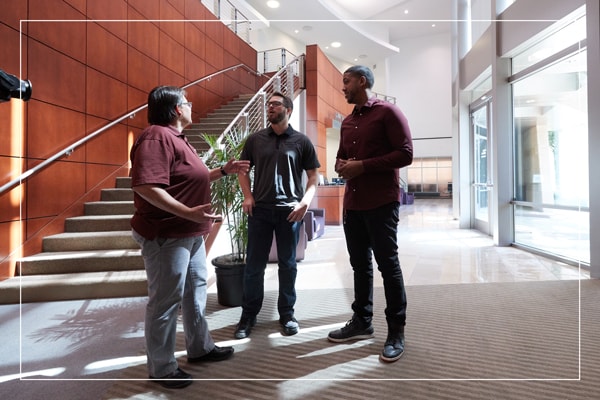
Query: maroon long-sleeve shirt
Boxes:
[{"xmin": 337, "ymin": 97, "xmax": 413, "ymax": 211}]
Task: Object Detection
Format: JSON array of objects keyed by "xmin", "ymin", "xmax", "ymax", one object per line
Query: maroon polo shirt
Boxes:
[
  {"xmin": 130, "ymin": 124, "xmax": 211, "ymax": 239},
  {"xmin": 337, "ymin": 97, "xmax": 413, "ymax": 211}
]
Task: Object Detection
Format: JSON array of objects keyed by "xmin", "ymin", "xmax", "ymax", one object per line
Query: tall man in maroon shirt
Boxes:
[{"xmin": 327, "ymin": 65, "xmax": 413, "ymax": 363}]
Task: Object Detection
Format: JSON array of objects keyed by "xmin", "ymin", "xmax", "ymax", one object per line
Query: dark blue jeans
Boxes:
[
  {"xmin": 242, "ymin": 206, "xmax": 302, "ymax": 318},
  {"xmin": 343, "ymin": 201, "xmax": 407, "ymax": 330}
]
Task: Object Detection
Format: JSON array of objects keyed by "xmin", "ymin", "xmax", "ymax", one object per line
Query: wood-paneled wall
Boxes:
[
  {"xmin": 0, "ymin": 0, "xmax": 259, "ymax": 278},
  {"xmin": 305, "ymin": 45, "xmax": 353, "ymax": 223}
]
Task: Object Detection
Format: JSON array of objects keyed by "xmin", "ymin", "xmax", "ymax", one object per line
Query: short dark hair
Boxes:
[
  {"xmin": 344, "ymin": 65, "xmax": 375, "ymax": 89},
  {"xmin": 147, "ymin": 86, "xmax": 185, "ymax": 126},
  {"xmin": 270, "ymin": 91, "xmax": 293, "ymax": 111}
]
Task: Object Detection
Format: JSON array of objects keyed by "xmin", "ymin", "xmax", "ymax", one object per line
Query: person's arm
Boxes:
[
  {"xmin": 287, "ymin": 168, "xmax": 319, "ymax": 222},
  {"xmin": 208, "ymin": 159, "xmax": 251, "ymax": 182},
  {"xmin": 133, "ymin": 184, "xmax": 220, "ymax": 223},
  {"xmin": 238, "ymin": 172, "xmax": 255, "ymax": 217}
]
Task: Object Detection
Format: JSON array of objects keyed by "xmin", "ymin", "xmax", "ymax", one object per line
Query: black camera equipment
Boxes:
[{"xmin": 0, "ymin": 69, "xmax": 32, "ymax": 102}]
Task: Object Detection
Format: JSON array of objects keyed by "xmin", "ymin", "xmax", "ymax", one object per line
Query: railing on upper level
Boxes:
[
  {"xmin": 202, "ymin": 53, "xmax": 306, "ymax": 163},
  {"xmin": 201, "ymin": 0, "xmax": 252, "ymax": 44},
  {"xmin": 0, "ymin": 63, "xmax": 262, "ymax": 197}
]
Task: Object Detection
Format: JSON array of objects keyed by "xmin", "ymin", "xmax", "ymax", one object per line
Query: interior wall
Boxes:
[
  {"xmin": 388, "ymin": 32, "xmax": 453, "ymax": 159},
  {"xmin": 0, "ymin": 0, "xmax": 259, "ymax": 278}
]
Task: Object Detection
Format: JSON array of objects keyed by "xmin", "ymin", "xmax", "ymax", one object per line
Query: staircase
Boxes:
[
  {"xmin": 186, "ymin": 93, "xmax": 255, "ymax": 155},
  {"xmin": 0, "ymin": 95, "xmax": 254, "ymax": 304}
]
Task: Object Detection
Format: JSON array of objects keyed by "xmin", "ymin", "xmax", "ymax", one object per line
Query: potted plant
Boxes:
[{"xmin": 202, "ymin": 129, "xmax": 248, "ymax": 306}]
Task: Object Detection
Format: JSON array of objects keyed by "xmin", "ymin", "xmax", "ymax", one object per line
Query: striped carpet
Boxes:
[{"xmin": 103, "ymin": 279, "xmax": 600, "ymax": 399}]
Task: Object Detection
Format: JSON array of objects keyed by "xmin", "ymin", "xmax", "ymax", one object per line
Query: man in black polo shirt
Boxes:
[{"xmin": 234, "ymin": 92, "xmax": 320, "ymax": 339}]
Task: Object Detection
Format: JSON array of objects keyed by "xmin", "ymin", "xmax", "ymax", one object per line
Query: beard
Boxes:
[{"xmin": 268, "ymin": 110, "xmax": 286, "ymax": 125}]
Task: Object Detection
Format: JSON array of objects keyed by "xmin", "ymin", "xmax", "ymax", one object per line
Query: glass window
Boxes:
[
  {"xmin": 512, "ymin": 14, "xmax": 586, "ymax": 74},
  {"xmin": 512, "ymin": 49, "xmax": 588, "ymax": 263}
]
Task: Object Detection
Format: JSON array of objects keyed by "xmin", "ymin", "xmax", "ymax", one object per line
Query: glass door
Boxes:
[{"xmin": 471, "ymin": 100, "xmax": 493, "ymax": 234}]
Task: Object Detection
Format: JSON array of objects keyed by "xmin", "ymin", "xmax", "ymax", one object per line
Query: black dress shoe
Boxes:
[
  {"xmin": 149, "ymin": 367, "xmax": 193, "ymax": 389},
  {"xmin": 234, "ymin": 316, "xmax": 256, "ymax": 339},
  {"xmin": 187, "ymin": 345, "xmax": 234, "ymax": 363}
]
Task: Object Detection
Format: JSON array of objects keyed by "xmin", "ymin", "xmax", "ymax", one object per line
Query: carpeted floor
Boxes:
[{"xmin": 100, "ymin": 279, "xmax": 600, "ymax": 400}]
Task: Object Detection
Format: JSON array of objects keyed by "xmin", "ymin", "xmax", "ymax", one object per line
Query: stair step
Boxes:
[
  {"xmin": 17, "ymin": 249, "xmax": 143, "ymax": 275},
  {"xmin": 85, "ymin": 201, "xmax": 135, "ymax": 215},
  {"xmin": 100, "ymin": 188, "xmax": 134, "ymax": 201},
  {"xmin": 115, "ymin": 176, "xmax": 132, "ymax": 188},
  {"xmin": 0, "ymin": 270, "xmax": 148, "ymax": 304},
  {"xmin": 42, "ymin": 231, "xmax": 138, "ymax": 252},
  {"xmin": 65, "ymin": 215, "xmax": 132, "ymax": 232}
]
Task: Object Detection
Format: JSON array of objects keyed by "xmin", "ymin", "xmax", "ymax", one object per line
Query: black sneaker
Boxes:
[
  {"xmin": 279, "ymin": 315, "xmax": 299, "ymax": 336},
  {"xmin": 327, "ymin": 319, "xmax": 374, "ymax": 343},
  {"xmin": 187, "ymin": 345, "xmax": 234, "ymax": 363},
  {"xmin": 380, "ymin": 333, "xmax": 405, "ymax": 362},
  {"xmin": 149, "ymin": 367, "xmax": 193, "ymax": 389}
]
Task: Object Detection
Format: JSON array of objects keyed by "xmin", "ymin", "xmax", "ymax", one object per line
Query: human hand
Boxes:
[
  {"xmin": 188, "ymin": 203, "xmax": 222, "ymax": 223},
  {"xmin": 287, "ymin": 203, "xmax": 308, "ymax": 222},
  {"xmin": 223, "ymin": 159, "xmax": 251, "ymax": 175},
  {"xmin": 336, "ymin": 158, "xmax": 364, "ymax": 180},
  {"xmin": 242, "ymin": 196, "xmax": 255, "ymax": 216}
]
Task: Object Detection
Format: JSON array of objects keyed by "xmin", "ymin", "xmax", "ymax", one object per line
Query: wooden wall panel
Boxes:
[
  {"xmin": 1, "ymin": 0, "xmax": 260, "ymax": 277},
  {"xmin": 86, "ymin": 68, "xmax": 129, "ymax": 120},
  {"xmin": 87, "ymin": 23, "xmax": 128, "ymax": 83},
  {"xmin": 26, "ymin": 161, "xmax": 85, "ymax": 218},
  {"xmin": 127, "ymin": 47, "xmax": 159, "ymax": 92},
  {"xmin": 205, "ymin": 37, "xmax": 225, "ymax": 70},
  {"xmin": 184, "ymin": 52, "xmax": 206, "ymax": 85},
  {"xmin": 127, "ymin": 87, "xmax": 149, "ymax": 129},
  {"xmin": 185, "ymin": 24, "xmax": 206, "ymax": 60},
  {"xmin": 0, "ymin": 221, "xmax": 22, "ymax": 277},
  {"xmin": 159, "ymin": 65, "xmax": 185, "ymax": 87},
  {"xmin": 159, "ymin": 33, "xmax": 185, "ymax": 76},
  {"xmin": 27, "ymin": 101, "xmax": 86, "ymax": 161},
  {"xmin": 127, "ymin": 15, "xmax": 160, "ymax": 60},
  {"xmin": 0, "ymin": 1, "xmax": 28, "ymax": 31},
  {"xmin": 28, "ymin": 40, "xmax": 86, "ymax": 112},
  {"xmin": 87, "ymin": 0, "xmax": 128, "ymax": 40},
  {"xmin": 0, "ymin": 157, "xmax": 23, "ymax": 222},
  {"xmin": 28, "ymin": 2, "xmax": 86, "ymax": 63},
  {"xmin": 128, "ymin": 0, "xmax": 160, "ymax": 21},
  {"xmin": 160, "ymin": 4, "xmax": 185, "ymax": 44},
  {"xmin": 85, "ymin": 117, "xmax": 129, "ymax": 165}
]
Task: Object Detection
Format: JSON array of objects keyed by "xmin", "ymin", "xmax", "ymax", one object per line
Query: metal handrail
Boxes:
[
  {"xmin": 0, "ymin": 63, "xmax": 261, "ymax": 197},
  {"xmin": 202, "ymin": 54, "xmax": 306, "ymax": 162}
]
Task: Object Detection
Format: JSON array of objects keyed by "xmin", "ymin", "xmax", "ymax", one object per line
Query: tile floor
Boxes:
[{"xmin": 207, "ymin": 198, "xmax": 588, "ymax": 296}]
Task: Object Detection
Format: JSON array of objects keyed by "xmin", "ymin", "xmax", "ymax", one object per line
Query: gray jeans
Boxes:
[{"xmin": 132, "ymin": 229, "xmax": 214, "ymax": 377}]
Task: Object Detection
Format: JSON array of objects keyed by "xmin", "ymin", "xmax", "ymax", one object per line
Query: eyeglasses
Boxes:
[
  {"xmin": 180, "ymin": 102, "xmax": 192, "ymax": 108},
  {"xmin": 266, "ymin": 101, "xmax": 284, "ymax": 108}
]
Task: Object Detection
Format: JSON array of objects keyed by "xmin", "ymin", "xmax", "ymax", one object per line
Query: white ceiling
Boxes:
[{"xmin": 237, "ymin": 0, "xmax": 452, "ymax": 65}]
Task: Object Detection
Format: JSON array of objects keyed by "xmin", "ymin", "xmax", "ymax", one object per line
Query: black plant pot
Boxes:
[{"xmin": 212, "ymin": 254, "xmax": 245, "ymax": 307}]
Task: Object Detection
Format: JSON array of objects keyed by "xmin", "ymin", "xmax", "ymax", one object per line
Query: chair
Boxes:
[
  {"xmin": 268, "ymin": 227, "xmax": 307, "ymax": 262},
  {"xmin": 305, "ymin": 208, "xmax": 325, "ymax": 241}
]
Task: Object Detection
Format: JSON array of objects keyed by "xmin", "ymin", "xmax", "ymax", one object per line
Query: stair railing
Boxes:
[
  {"xmin": 0, "ymin": 63, "xmax": 262, "ymax": 197},
  {"xmin": 202, "ymin": 53, "xmax": 306, "ymax": 163}
]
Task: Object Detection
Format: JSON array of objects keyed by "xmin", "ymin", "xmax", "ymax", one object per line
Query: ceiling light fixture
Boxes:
[
  {"xmin": 266, "ymin": 0, "xmax": 280, "ymax": 8},
  {"xmin": 404, "ymin": 9, "xmax": 409, "ymax": 14},
  {"xmin": 331, "ymin": 41, "xmax": 341, "ymax": 48}
]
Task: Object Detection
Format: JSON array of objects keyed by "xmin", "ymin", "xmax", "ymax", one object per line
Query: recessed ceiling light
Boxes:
[
  {"xmin": 266, "ymin": 0, "xmax": 280, "ymax": 8},
  {"xmin": 294, "ymin": 29, "xmax": 299, "ymax": 33},
  {"xmin": 404, "ymin": 9, "xmax": 409, "ymax": 14},
  {"xmin": 432, "ymin": 23, "xmax": 436, "ymax": 28},
  {"xmin": 331, "ymin": 41, "xmax": 341, "ymax": 48}
]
